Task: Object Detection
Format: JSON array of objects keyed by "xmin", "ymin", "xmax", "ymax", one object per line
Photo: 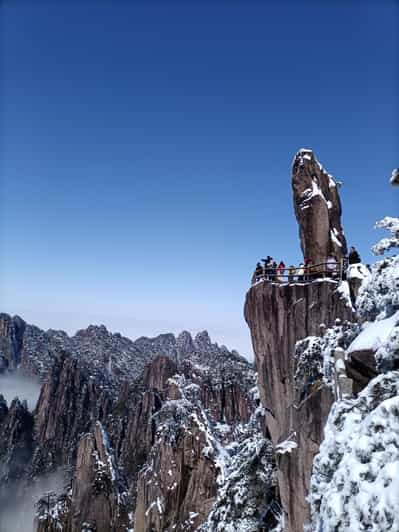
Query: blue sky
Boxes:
[{"xmin": 1, "ymin": 1, "xmax": 398, "ymax": 357}]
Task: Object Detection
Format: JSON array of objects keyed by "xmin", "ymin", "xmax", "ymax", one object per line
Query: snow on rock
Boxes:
[
  {"xmin": 356, "ymin": 255, "xmax": 399, "ymax": 322},
  {"xmin": 374, "ymin": 325, "xmax": 399, "ymax": 372},
  {"xmin": 348, "ymin": 311, "xmax": 399, "ymax": 355},
  {"xmin": 133, "ymin": 351, "xmax": 276, "ymax": 532},
  {"xmin": 357, "ymin": 218, "xmax": 399, "ymax": 322},
  {"xmin": 330, "ymin": 229, "xmax": 342, "ymax": 248},
  {"xmin": 371, "ymin": 216, "xmax": 399, "ymax": 255},
  {"xmin": 307, "ymin": 219, "xmax": 399, "ymax": 529},
  {"xmin": 346, "ymin": 263, "xmax": 370, "ymax": 281},
  {"xmin": 309, "ymin": 371, "xmax": 399, "ymax": 532},
  {"xmin": 200, "ymin": 424, "xmax": 278, "ymax": 531},
  {"xmin": 295, "ymin": 321, "xmax": 359, "ymax": 396},
  {"xmin": 336, "ymin": 281, "xmax": 354, "ymax": 311},
  {"xmin": 275, "ymin": 433, "xmax": 297, "ymax": 455}
]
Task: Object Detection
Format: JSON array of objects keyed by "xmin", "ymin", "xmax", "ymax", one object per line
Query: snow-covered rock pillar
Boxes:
[
  {"xmin": 292, "ymin": 149, "xmax": 347, "ymax": 265},
  {"xmin": 245, "ymin": 152, "xmax": 354, "ymax": 532}
]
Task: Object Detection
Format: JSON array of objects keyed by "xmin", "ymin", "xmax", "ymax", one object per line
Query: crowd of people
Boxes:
[{"xmin": 252, "ymin": 246, "xmax": 362, "ymax": 284}]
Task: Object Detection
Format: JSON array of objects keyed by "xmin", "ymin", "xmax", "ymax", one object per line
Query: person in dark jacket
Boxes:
[
  {"xmin": 348, "ymin": 246, "xmax": 361, "ymax": 264},
  {"xmin": 254, "ymin": 262, "xmax": 263, "ymax": 282},
  {"xmin": 262, "ymin": 256, "xmax": 273, "ymax": 280},
  {"xmin": 270, "ymin": 259, "xmax": 277, "ymax": 281},
  {"xmin": 288, "ymin": 265, "xmax": 296, "ymax": 283}
]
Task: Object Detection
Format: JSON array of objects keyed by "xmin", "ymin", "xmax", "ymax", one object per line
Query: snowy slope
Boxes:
[{"xmin": 308, "ymin": 217, "xmax": 399, "ymax": 531}]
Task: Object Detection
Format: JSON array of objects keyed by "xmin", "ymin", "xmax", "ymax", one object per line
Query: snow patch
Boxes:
[
  {"xmin": 348, "ymin": 311, "xmax": 399, "ymax": 354},
  {"xmin": 275, "ymin": 433, "xmax": 297, "ymax": 455}
]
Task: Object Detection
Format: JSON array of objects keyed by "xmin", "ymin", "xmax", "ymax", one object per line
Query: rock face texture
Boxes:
[
  {"xmin": 134, "ymin": 409, "xmax": 217, "ymax": 532},
  {"xmin": 131, "ymin": 354, "xmax": 258, "ymax": 532},
  {"xmin": 245, "ymin": 151, "xmax": 354, "ymax": 532},
  {"xmin": 245, "ymin": 282, "xmax": 354, "ymax": 531},
  {"xmin": 68, "ymin": 422, "xmax": 130, "ymax": 532},
  {"xmin": 34, "ymin": 353, "xmax": 112, "ymax": 471},
  {"xmin": 36, "ymin": 422, "xmax": 130, "ymax": 532},
  {"xmin": 292, "ymin": 149, "xmax": 347, "ymax": 265},
  {"xmin": 345, "ymin": 349, "xmax": 378, "ymax": 393}
]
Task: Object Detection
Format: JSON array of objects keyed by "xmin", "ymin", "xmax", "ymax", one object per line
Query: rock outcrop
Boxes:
[
  {"xmin": 36, "ymin": 422, "xmax": 131, "ymax": 532},
  {"xmin": 3, "ymin": 321, "xmax": 272, "ymax": 532},
  {"xmin": 245, "ymin": 151, "xmax": 355, "ymax": 531},
  {"xmin": 130, "ymin": 354, "xmax": 258, "ymax": 532},
  {"xmin": 0, "ymin": 314, "xmax": 26, "ymax": 371},
  {"xmin": 67, "ymin": 422, "xmax": 130, "ymax": 532},
  {"xmin": 34, "ymin": 353, "xmax": 112, "ymax": 471},
  {"xmin": 134, "ymin": 408, "xmax": 217, "ymax": 532},
  {"xmin": 292, "ymin": 149, "xmax": 347, "ymax": 265},
  {"xmin": 0, "ymin": 395, "xmax": 34, "ymax": 488}
]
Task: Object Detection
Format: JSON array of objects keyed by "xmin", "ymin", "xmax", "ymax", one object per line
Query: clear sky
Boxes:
[{"xmin": 1, "ymin": 1, "xmax": 398, "ymax": 358}]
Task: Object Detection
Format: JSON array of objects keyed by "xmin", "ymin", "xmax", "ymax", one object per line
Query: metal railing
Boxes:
[{"xmin": 252, "ymin": 259, "xmax": 346, "ymax": 285}]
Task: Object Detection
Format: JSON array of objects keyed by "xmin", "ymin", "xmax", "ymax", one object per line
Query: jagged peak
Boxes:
[
  {"xmin": 75, "ymin": 323, "xmax": 110, "ymax": 337},
  {"xmin": 0, "ymin": 313, "xmax": 26, "ymax": 330},
  {"xmin": 134, "ymin": 332, "xmax": 176, "ymax": 345},
  {"xmin": 177, "ymin": 330, "xmax": 193, "ymax": 341},
  {"xmin": 0, "ymin": 312, "xmax": 13, "ymax": 322},
  {"xmin": 176, "ymin": 330, "xmax": 195, "ymax": 351},
  {"xmin": 8, "ymin": 396, "xmax": 29, "ymax": 413},
  {"xmin": 292, "ymin": 148, "xmax": 338, "ymax": 186},
  {"xmin": 292, "ymin": 147, "xmax": 315, "ymax": 167},
  {"xmin": 194, "ymin": 330, "xmax": 212, "ymax": 347}
]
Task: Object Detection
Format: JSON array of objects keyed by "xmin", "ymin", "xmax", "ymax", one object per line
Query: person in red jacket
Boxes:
[
  {"xmin": 304, "ymin": 257, "xmax": 313, "ymax": 281},
  {"xmin": 277, "ymin": 260, "xmax": 286, "ymax": 282}
]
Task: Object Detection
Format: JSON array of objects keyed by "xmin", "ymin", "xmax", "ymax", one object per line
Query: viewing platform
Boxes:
[{"xmin": 251, "ymin": 260, "xmax": 347, "ymax": 286}]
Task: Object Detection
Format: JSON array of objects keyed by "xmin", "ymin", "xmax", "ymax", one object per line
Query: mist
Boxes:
[
  {"xmin": 0, "ymin": 471, "xmax": 65, "ymax": 532},
  {"xmin": 0, "ymin": 372, "xmax": 41, "ymax": 411}
]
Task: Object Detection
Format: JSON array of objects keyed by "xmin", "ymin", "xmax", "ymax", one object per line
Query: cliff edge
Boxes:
[{"xmin": 245, "ymin": 150, "xmax": 355, "ymax": 531}]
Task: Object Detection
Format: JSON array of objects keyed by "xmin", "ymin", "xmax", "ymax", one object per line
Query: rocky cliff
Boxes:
[
  {"xmin": 245, "ymin": 281, "xmax": 354, "ymax": 531},
  {"xmin": 0, "ymin": 317, "xmax": 277, "ymax": 531},
  {"xmin": 245, "ymin": 150, "xmax": 355, "ymax": 531},
  {"xmin": 0, "ymin": 396, "xmax": 34, "ymax": 489}
]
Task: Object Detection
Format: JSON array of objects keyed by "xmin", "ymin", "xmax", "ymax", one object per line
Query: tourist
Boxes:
[
  {"xmin": 270, "ymin": 259, "xmax": 277, "ymax": 281},
  {"xmin": 326, "ymin": 255, "xmax": 337, "ymax": 277},
  {"xmin": 288, "ymin": 265, "xmax": 296, "ymax": 283},
  {"xmin": 262, "ymin": 256, "xmax": 273, "ymax": 280},
  {"xmin": 277, "ymin": 261, "xmax": 286, "ymax": 282},
  {"xmin": 348, "ymin": 246, "xmax": 361, "ymax": 264},
  {"xmin": 304, "ymin": 257, "xmax": 313, "ymax": 281},
  {"xmin": 297, "ymin": 263, "xmax": 305, "ymax": 282},
  {"xmin": 254, "ymin": 262, "xmax": 263, "ymax": 282}
]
